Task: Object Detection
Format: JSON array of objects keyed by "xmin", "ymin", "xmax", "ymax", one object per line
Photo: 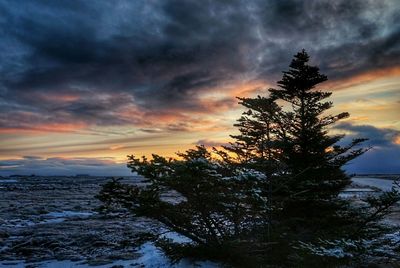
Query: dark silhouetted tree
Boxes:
[
  {"xmin": 269, "ymin": 50, "xmax": 366, "ymax": 199},
  {"xmin": 98, "ymin": 50, "xmax": 400, "ymax": 267},
  {"xmin": 98, "ymin": 146, "xmax": 271, "ymax": 265}
]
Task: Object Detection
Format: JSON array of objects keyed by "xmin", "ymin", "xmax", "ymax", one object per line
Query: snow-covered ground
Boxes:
[
  {"xmin": 133, "ymin": 242, "xmax": 219, "ymax": 268},
  {"xmin": 0, "ymin": 246, "xmax": 219, "ymax": 268},
  {"xmin": 0, "ymin": 175, "xmax": 398, "ymax": 267},
  {"xmin": 352, "ymin": 177, "xmax": 397, "ymax": 192},
  {"xmin": 340, "ymin": 176, "xmax": 398, "ymax": 199},
  {"xmin": 0, "ymin": 179, "xmax": 18, "ymax": 183},
  {"xmin": 0, "ymin": 236, "xmax": 219, "ymax": 268},
  {"xmin": 0, "ymin": 176, "xmax": 222, "ymax": 267},
  {"xmin": 2, "ymin": 211, "xmax": 96, "ymax": 228},
  {"xmin": 41, "ymin": 211, "xmax": 95, "ymax": 224}
]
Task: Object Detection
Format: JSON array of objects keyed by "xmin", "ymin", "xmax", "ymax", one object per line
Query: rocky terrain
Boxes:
[{"xmin": 0, "ymin": 176, "xmax": 161, "ymax": 267}]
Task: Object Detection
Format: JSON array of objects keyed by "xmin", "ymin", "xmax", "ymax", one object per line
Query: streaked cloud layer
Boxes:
[{"xmin": 0, "ymin": 0, "xmax": 399, "ymax": 175}]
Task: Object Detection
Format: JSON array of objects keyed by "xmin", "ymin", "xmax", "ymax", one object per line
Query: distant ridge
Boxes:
[{"xmin": 75, "ymin": 174, "xmax": 90, "ymax": 177}]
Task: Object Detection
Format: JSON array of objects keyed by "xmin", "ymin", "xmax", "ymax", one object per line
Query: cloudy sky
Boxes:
[{"xmin": 0, "ymin": 0, "xmax": 399, "ymax": 176}]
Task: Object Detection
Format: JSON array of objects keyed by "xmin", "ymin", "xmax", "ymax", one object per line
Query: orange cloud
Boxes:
[
  {"xmin": 327, "ymin": 66, "xmax": 400, "ymax": 90},
  {"xmin": 40, "ymin": 93, "xmax": 80, "ymax": 102},
  {"xmin": 228, "ymin": 80, "xmax": 270, "ymax": 98},
  {"xmin": 109, "ymin": 144, "xmax": 125, "ymax": 150},
  {"xmin": 349, "ymin": 116, "xmax": 370, "ymax": 122},
  {"xmin": 0, "ymin": 122, "xmax": 87, "ymax": 134},
  {"xmin": 19, "ymin": 91, "xmax": 81, "ymax": 103}
]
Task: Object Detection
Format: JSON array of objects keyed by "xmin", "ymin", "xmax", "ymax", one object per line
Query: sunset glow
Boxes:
[{"xmin": 0, "ymin": 0, "xmax": 399, "ymax": 175}]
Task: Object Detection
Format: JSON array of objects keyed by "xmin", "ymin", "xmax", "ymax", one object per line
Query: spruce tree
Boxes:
[
  {"xmin": 269, "ymin": 49, "xmax": 366, "ymax": 199},
  {"xmin": 225, "ymin": 50, "xmax": 400, "ymax": 265},
  {"xmin": 223, "ymin": 96, "xmax": 282, "ymax": 175},
  {"xmin": 98, "ymin": 50, "xmax": 400, "ymax": 267},
  {"xmin": 97, "ymin": 146, "xmax": 270, "ymax": 266}
]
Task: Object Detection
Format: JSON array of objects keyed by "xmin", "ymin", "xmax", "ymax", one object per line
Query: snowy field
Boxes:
[
  {"xmin": 0, "ymin": 176, "xmax": 220, "ymax": 267},
  {"xmin": 0, "ymin": 175, "xmax": 398, "ymax": 267},
  {"xmin": 352, "ymin": 177, "xmax": 397, "ymax": 192}
]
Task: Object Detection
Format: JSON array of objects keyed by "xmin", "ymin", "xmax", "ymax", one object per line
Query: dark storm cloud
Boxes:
[
  {"xmin": 334, "ymin": 123, "xmax": 400, "ymax": 173},
  {"xmin": 255, "ymin": 0, "xmax": 400, "ymax": 79},
  {"xmin": 0, "ymin": 0, "xmax": 399, "ymax": 130},
  {"xmin": 335, "ymin": 122, "xmax": 400, "ymax": 147}
]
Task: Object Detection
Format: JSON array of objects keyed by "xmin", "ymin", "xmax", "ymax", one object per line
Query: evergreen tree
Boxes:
[
  {"xmin": 98, "ymin": 50, "xmax": 400, "ymax": 267},
  {"xmin": 269, "ymin": 50, "xmax": 366, "ymax": 199},
  {"xmin": 98, "ymin": 146, "xmax": 271, "ymax": 266},
  {"xmin": 224, "ymin": 50, "xmax": 400, "ymax": 265},
  {"xmin": 223, "ymin": 96, "xmax": 282, "ymax": 175}
]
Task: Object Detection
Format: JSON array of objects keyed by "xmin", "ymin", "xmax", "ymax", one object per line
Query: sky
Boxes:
[{"xmin": 0, "ymin": 0, "xmax": 399, "ymax": 176}]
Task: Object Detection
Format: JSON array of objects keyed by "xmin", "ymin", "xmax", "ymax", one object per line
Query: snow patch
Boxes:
[
  {"xmin": 45, "ymin": 211, "xmax": 94, "ymax": 218},
  {"xmin": 352, "ymin": 178, "xmax": 396, "ymax": 192},
  {"xmin": 0, "ymin": 179, "xmax": 18, "ymax": 183},
  {"xmin": 40, "ymin": 211, "xmax": 95, "ymax": 224},
  {"xmin": 135, "ymin": 242, "xmax": 170, "ymax": 267},
  {"xmin": 160, "ymin": 231, "xmax": 193, "ymax": 243},
  {"xmin": 0, "ymin": 260, "xmax": 140, "ymax": 268},
  {"xmin": 134, "ymin": 242, "xmax": 220, "ymax": 268},
  {"xmin": 2, "ymin": 211, "xmax": 96, "ymax": 228}
]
